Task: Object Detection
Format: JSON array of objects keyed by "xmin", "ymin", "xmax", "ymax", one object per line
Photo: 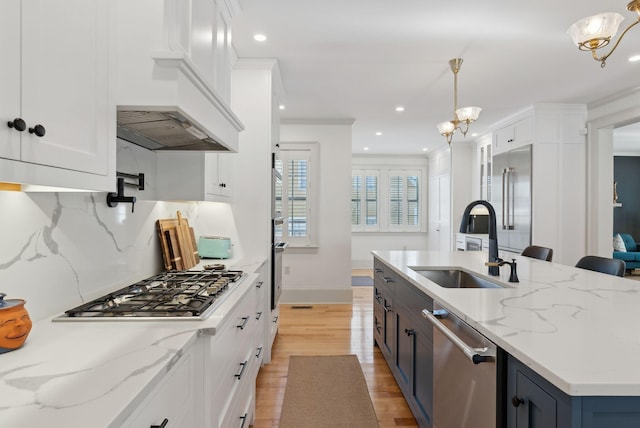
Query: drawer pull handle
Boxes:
[
  {"xmin": 235, "ymin": 361, "xmax": 248, "ymax": 380},
  {"xmin": 256, "ymin": 311, "xmax": 263, "ymax": 320},
  {"xmin": 383, "ymin": 304, "xmax": 391, "ymax": 312},
  {"xmin": 256, "ymin": 281, "xmax": 263, "ymax": 288},
  {"xmin": 374, "ymin": 268, "xmax": 383, "ymax": 273},
  {"xmin": 150, "ymin": 419, "xmax": 169, "ymax": 428},
  {"xmin": 256, "ymin": 346, "xmax": 263, "ymax": 358},
  {"xmin": 237, "ymin": 316, "xmax": 249, "ymax": 330},
  {"xmin": 273, "ymin": 316, "xmax": 279, "ymax": 323},
  {"xmin": 404, "ymin": 328, "xmax": 414, "ymax": 336},
  {"xmin": 383, "ymin": 277, "xmax": 394, "ymax": 284},
  {"xmin": 239, "ymin": 412, "xmax": 248, "ymax": 428}
]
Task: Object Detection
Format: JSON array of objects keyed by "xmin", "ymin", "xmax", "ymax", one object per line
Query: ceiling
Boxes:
[{"xmin": 231, "ymin": 0, "xmax": 640, "ymax": 155}]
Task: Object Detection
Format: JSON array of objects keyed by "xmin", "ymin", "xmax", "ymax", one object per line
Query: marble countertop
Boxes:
[
  {"xmin": 0, "ymin": 257, "xmax": 265, "ymax": 427},
  {"xmin": 373, "ymin": 250, "xmax": 640, "ymax": 397}
]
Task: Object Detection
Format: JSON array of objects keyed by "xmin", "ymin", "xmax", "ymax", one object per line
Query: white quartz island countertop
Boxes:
[
  {"xmin": 0, "ymin": 258, "xmax": 264, "ymax": 427},
  {"xmin": 373, "ymin": 250, "xmax": 640, "ymax": 397}
]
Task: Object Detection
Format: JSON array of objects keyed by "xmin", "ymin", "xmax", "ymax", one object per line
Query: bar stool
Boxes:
[
  {"xmin": 521, "ymin": 245, "xmax": 553, "ymax": 262},
  {"xmin": 575, "ymin": 255, "xmax": 625, "ymax": 277}
]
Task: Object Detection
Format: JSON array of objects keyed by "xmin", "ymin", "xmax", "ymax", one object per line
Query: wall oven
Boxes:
[{"xmin": 271, "ymin": 152, "xmax": 287, "ymax": 309}]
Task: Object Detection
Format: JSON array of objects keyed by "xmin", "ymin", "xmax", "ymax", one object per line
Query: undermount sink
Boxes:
[{"xmin": 412, "ymin": 269, "xmax": 506, "ymax": 289}]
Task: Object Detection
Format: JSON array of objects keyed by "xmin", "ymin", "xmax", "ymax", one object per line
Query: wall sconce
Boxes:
[
  {"xmin": 437, "ymin": 58, "xmax": 482, "ymax": 145},
  {"xmin": 568, "ymin": 0, "xmax": 640, "ymax": 67}
]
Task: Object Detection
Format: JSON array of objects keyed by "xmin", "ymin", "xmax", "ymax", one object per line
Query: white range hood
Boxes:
[{"xmin": 116, "ymin": 0, "xmax": 244, "ymax": 152}]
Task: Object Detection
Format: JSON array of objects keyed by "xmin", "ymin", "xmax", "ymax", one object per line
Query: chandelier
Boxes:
[
  {"xmin": 567, "ymin": 0, "xmax": 640, "ymax": 67},
  {"xmin": 437, "ymin": 58, "xmax": 482, "ymax": 145}
]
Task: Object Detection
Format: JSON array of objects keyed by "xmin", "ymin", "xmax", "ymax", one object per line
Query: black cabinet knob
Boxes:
[
  {"xmin": 511, "ymin": 395, "xmax": 525, "ymax": 407},
  {"xmin": 404, "ymin": 328, "xmax": 414, "ymax": 336},
  {"xmin": 28, "ymin": 124, "xmax": 46, "ymax": 137},
  {"xmin": 7, "ymin": 118, "xmax": 26, "ymax": 132}
]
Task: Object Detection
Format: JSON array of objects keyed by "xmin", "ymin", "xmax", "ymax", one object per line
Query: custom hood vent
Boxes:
[{"xmin": 116, "ymin": 110, "xmax": 230, "ymax": 151}]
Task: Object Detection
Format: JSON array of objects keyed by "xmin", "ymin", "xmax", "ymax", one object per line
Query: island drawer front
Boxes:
[
  {"xmin": 396, "ymin": 280, "xmax": 433, "ymax": 336},
  {"xmin": 374, "ymin": 258, "xmax": 402, "ymax": 294}
]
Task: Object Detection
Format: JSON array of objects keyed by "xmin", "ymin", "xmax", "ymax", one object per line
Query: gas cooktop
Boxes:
[{"xmin": 53, "ymin": 269, "xmax": 244, "ymax": 321}]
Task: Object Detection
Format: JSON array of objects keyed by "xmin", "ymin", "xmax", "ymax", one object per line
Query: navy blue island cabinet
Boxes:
[{"xmin": 507, "ymin": 355, "xmax": 640, "ymax": 428}]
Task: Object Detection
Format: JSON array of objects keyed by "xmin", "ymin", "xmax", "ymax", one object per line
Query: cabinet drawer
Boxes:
[
  {"xmin": 220, "ymin": 375, "xmax": 255, "ymax": 428},
  {"xmin": 122, "ymin": 344, "xmax": 197, "ymax": 428},
  {"xmin": 374, "ymin": 259, "xmax": 400, "ymax": 294}
]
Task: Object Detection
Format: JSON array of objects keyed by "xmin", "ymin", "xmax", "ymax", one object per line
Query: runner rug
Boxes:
[{"xmin": 279, "ymin": 354, "xmax": 380, "ymax": 428}]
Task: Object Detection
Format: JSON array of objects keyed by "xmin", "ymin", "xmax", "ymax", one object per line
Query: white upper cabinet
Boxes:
[
  {"xmin": 156, "ymin": 152, "xmax": 234, "ymax": 202},
  {"xmin": 116, "ymin": 0, "xmax": 243, "ymax": 152},
  {"xmin": 1, "ymin": 0, "xmax": 115, "ymax": 191}
]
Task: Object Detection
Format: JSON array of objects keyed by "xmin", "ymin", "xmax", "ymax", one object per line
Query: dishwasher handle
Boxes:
[{"xmin": 422, "ymin": 309, "xmax": 495, "ymax": 364}]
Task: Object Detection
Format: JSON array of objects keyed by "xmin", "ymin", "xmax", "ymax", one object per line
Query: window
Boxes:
[
  {"xmin": 352, "ymin": 170, "xmax": 379, "ymax": 231},
  {"xmin": 277, "ymin": 143, "xmax": 318, "ymax": 246},
  {"xmin": 388, "ymin": 170, "xmax": 421, "ymax": 231},
  {"xmin": 352, "ymin": 165, "xmax": 424, "ymax": 232}
]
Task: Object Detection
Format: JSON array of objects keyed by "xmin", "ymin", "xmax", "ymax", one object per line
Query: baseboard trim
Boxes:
[{"xmin": 281, "ymin": 288, "xmax": 352, "ymax": 304}]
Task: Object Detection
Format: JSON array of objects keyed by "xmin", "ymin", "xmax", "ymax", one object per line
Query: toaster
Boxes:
[{"xmin": 197, "ymin": 236, "xmax": 232, "ymax": 259}]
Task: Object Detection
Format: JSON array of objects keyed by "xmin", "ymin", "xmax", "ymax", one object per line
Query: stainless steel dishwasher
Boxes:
[{"xmin": 422, "ymin": 302, "xmax": 497, "ymax": 428}]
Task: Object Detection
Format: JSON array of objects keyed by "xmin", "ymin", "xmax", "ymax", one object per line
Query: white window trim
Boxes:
[
  {"xmin": 351, "ymin": 160, "xmax": 428, "ymax": 233},
  {"xmin": 279, "ymin": 142, "xmax": 319, "ymax": 247}
]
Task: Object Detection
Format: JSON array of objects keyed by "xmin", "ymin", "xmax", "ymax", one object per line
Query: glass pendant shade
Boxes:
[
  {"xmin": 567, "ymin": 12, "xmax": 624, "ymax": 47},
  {"xmin": 437, "ymin": 121, "xmax": 455, "ymax": 135},
  {"xmin": 455, "ymin": 106, "xmax": 482, "ymax": 122}
]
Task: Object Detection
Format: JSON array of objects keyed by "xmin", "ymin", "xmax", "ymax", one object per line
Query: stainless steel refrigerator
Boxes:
[{"xmin": 491, "ymin": 144, "xmax": 532, "ymax": 253}]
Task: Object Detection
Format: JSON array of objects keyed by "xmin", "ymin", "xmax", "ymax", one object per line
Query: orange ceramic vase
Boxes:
[{"xmin": 0, "ymin": 293, "xmax": 32, "ymax": 354}]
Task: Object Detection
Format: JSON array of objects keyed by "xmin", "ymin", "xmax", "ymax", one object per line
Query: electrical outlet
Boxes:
[{"xmin": 284, "ymin": 266, "xmax": 290, "ymax": 275}]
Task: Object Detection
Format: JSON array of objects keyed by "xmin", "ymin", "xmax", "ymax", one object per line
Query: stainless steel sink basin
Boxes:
[{"xmin": 412, "ymin": 269, "xmax": 505, "ymax": 289}]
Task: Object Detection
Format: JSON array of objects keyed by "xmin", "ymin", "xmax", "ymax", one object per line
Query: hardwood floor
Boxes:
[{"xmin": 251, "ymin": 286, "xmax": 418, "ymax": 428}]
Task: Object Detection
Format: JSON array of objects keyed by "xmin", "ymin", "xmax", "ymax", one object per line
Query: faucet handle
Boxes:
[{"xmin": 485, "ymin": 261, "xmax": 500, "ymax": 267}]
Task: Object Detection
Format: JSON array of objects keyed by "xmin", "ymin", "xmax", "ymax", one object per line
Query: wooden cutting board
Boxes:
[{"xmin": 156, "ymin": 211, "xmax": 200, "ymax": 270}]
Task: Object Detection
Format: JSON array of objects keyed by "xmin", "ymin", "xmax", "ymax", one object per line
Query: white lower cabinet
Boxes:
[
  {"xmin": 204, "ymin": 277, "xmax": 258, "ymax": 428},
  {"xmin": 120, "ymin": 339, "xmax": 204, "ymax": 428},
  {"xmin": 117, "ymin": 273, "xmax": 266, "ymax": 428}
]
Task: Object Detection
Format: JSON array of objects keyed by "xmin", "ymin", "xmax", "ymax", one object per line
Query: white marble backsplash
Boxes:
[{"xmin": 0, "ymin": 191, "xmax": 241, "ymax": 322}]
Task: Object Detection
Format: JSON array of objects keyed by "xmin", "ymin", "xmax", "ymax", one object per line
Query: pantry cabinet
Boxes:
[{"xmin": 1, "ymin": 0, "xmax": 114, "ymax": 191}]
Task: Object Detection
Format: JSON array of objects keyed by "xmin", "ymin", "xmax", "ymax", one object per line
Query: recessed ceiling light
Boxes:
[
  {"xmin": 375, "ymin": 131, "xmax": 382, "ymax": 136},
  {"xmin": 471, "ymin": 133, "xmax": 479, "ymax": 137},
  {"xmin": 629, "ymin": 54, "xmax": 640, "ymax": 62},
  {"xmin": 364, "ymin": 147, "xmax": 369, "ymax": 151},
  {"xmin": 395, "ymin": 106, "xmax": 405, "ymax": 112},
  {"xmin": 254, "ymin": 34, "xmax": 267, "ymax": 42},
  {"xmin": 279, "ymin": 105, "xmax": 285, "ymax": 110},
  {"xmin": 422, "ymin": 148, "xmax": 428, "ymax": 151}
]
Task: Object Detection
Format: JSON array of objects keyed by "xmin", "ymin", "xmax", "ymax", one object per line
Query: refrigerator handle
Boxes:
[
  {"xmin": 502, "ymin": 168, "xmax": 508, "ymax": 230},
  {"xmin": 507, "ymin": 167, "xmax": 515, "ymax": 230}
]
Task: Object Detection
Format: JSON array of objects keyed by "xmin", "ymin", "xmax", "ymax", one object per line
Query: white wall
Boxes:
[
  {"xmin": 279, "ymin": 121, "xmax": 353, "ymax": 304},
  {"xmin": 351, "ymin": 155, "xmax": 429, "ymax": 269}
]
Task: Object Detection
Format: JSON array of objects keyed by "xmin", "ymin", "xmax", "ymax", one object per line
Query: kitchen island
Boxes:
[
  {"xmin": 0, "ymin": 258, "xmax": 267, "ymax": 427},
  {"xmin": 373, "ymin": 250, "xmax": 640, "ymax": 427}
]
